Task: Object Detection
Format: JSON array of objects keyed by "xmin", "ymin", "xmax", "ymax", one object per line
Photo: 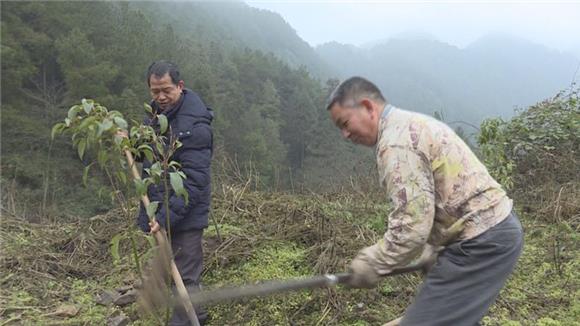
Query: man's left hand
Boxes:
[{"xmin": 347, "ymin": 255, "xmax": 380, "ymax": 289}]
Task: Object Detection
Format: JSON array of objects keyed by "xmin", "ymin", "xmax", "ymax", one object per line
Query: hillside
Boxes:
[{"xmin": 1, "ymin": 185, "xmax": 577, "ymax": 325}]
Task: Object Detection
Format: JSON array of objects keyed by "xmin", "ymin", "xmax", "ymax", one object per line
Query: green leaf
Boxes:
[
  {"xmin": 113, "ymin": 116, "xmax": 128, "ymax": 130},
  {"xmin": 113, "ymin": 133, "xmax": 123, "ymax": 146},
  {"xmin": 143, "ymin": 149, "xmax": 154, "ymax": 163},
  {"xmin": 134, "ymin": 179, "xmax": 147, "ymax": 196},
  {"xmin": 67, "ymin": 105, "xmax": 81, "ymax": 120},
  {"xmin": 129, "ymin": 126, "xmax": 139, "ymax": 139},
  {"xmin": 82, "ymin": 163, "xmax": 93, "ymax": 187},
  {"xmin": 51, "ymin": 123, "xmax": 65, "ymax": 139},
  {"xmin": 79, "ymin": 116, "xmax": 96, "ymax": 130},
  {"xmin": 168, "ymin": 160, "xmax": 182, "ymax": 169},
  {"xmin": 138, "ymin": 145, "xmax": 154, "ymax": 162},
  {"xmin": 146, "ymin": 201, "xmax": 159, "ymax": 220},
  {"xmin": 95, "ymin": 103, "xmax": 106, "ymax": 115},
  {"xmin": 158, "ymin": 114, "xmax": 168, "ymax": 134},
  {"xmin": 169, "ymin": 172, "xmax": 183, "ymax": 192},
  {"xmin": 133, "ymin": 179, "xmax": 147, "ymax": 196},
  {"xmin": 116, "ymin": 170, "xmax": 127, "ymax": 186},
  {"xmin": 78, "ymin": 139, "xmax": 87, "ymax": 159},
  {"xmin": 110, "ymin": 233, "xmax": 123, "ymax": 265},
  {"xmin": 97, "ymin": 150, "xmax": 108, "ymax": 167},
  {"xmin": 150, "ymin": 162, "xmax": 163, "ymax": 177},
  {"xmin": 170, "ymin": 172, "xmax": 189, "ymax": 205},
  {"xmin": 99, "ymin": 119, "xmax": 114, "ymax": 135},
  {"xmin": 144, "ymin": 103, "xmax": 153, "ymax": 114},
  {"xmin": 155, "ymin": 142, "xmax": 164, "ymax": 156},
  {"xmin": 82, "ymin": 98, "xmax": 94, "ymax": 114}
]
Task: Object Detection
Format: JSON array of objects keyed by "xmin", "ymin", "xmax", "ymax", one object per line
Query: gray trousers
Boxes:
[
  {"xmin": 401, "ymin": 211, "xmax": 524, "ymax": 326},
  {"xmin": 170, "ymin": 229, "xmax": 208, "ymax": 326}
]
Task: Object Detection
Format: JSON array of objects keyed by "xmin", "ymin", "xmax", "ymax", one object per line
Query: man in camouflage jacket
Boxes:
[{"xmin": 327, "ymin": 76, "xmax": 523, "ymax": 325}]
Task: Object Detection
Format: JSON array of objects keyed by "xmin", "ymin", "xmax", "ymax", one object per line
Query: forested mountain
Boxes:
[
  {"xmin": 131, "ymin": 1, "xmax": 334, "ymax": 78},
  {"xmin": 0, "ymin": 1, "xmax": 361, "ymax": 219},
  {"xmin": 316, "ymin": 35, "xmax": 579, "ymax": 124}
]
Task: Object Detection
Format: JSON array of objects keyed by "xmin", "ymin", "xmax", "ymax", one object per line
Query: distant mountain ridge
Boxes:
[{"xmin": 317, "ymin": 34, "xmax": 579, "ymax": 124}]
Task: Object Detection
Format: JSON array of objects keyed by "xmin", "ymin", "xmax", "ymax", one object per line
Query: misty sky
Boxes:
[{"xmin": 245, "ymin": 1, "xmax": 580, "ymax": 53}]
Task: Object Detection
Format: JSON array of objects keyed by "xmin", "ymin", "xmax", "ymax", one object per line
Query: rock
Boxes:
[
  {"xmin": 115, "ymin": 285, "xmax": 133, "ymax": 294},
  {"xmin": 53, "ymin": 304, "xmax": 80, "ymax": 317},
  {"xmin": 96, "ymin": 290, "xmax": 120, "ymax": 306},
  {"xmin": 113, "ymin": 289, "xmax": 138, "ymax": 306},
  {"xmin": 107, "ymin": 310, "xmax": 130, "ymax": 326}
]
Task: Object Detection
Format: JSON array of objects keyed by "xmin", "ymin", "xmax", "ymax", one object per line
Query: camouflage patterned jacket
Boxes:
[{"xmin": 359, "ymin": 106, "xmax": 512, "ymax": 275}]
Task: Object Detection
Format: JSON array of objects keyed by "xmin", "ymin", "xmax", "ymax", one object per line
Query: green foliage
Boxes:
[
  {"xmin": 505, "ymin": 89, "xmax": 579, "ymax": 185},
  {"xmin": 478, "ymin": 87, "xmax": 580, "ymax": 192},
  {"xmin": 478, "ymin": 118, "xmax": 516, "ymax": 189}
]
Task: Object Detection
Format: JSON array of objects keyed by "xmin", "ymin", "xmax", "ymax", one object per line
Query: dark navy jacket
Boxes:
[{"xmin": 137, "ymin": 89, "xmax": 213, "ymax": 233}]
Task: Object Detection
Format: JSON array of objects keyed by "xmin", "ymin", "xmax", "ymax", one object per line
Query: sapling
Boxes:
[{"xmin": 52, "ymin": 98, "xmax": 199, "ymax": 325}]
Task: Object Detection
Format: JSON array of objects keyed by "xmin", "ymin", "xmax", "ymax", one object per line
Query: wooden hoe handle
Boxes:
[{"xmin": 124, "ymin": 149, "xmax": 200, "ymax": 326}]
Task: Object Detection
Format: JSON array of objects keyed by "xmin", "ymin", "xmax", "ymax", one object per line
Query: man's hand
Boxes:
[
  {"xmin": 347, "ymin": 254, "xmax": 380, "ymax": 289},
  {"xmin": 415, "ymin": 244, "xmax": 441, "ymax": 274},
  {"xmin": 149, "ymin": 220, "xmax": 161, "ymax": 234},
  {"xmin": 116, "ymin": 129, "xmax": 129, "ymax": 139}
]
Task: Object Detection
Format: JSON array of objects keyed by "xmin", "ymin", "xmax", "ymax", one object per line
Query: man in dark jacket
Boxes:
[{"xmin": 138, "ymin": 60, "xmax": 213, "ymax": 326}]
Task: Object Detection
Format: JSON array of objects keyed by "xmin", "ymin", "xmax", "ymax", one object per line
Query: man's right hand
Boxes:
[
  {"xmin": 116, "ymin": 129, "xmax": 128, "ymax": 139},
  {"xmin": 149, "ymin": 220, "xmax": 161, "ymax": 234},
  {"xmin": 347, "ymin": 254, "xmax": 381, "ymax": 289}
]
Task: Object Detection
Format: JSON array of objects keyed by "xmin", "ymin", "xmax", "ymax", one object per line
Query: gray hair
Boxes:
[
  {"xmin": 325, "ymin": 76, "xmax": 386, "ymax": 111},
  {"xmin": 147, "ymin": 60, "xmax": 181, "ymax": 86}
]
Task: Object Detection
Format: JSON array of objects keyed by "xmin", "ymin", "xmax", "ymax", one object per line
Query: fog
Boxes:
[{"xmin": 246, "ymin": 1, "xmax": 580, "ymax": 55}]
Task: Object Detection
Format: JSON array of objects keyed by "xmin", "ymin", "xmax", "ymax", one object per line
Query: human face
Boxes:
[
  {"xmin": 329, "ymin": 100, "xmax": 379, "ymax": 147},
  {"xmin": 149, "ymin": 73, "xmax": 184, "ymax": 111}
]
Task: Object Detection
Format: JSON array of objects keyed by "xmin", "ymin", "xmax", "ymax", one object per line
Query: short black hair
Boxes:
[
  {"xmin": 147, "ymin": 60, "xmax": 180, "ymax": 86},
  {"xmin": 326, "ymin": 76, "xmax": 386, "ymax": 111}
]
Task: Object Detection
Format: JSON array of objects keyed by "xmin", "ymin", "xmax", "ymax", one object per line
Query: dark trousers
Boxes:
[
  {"xmin": 401, "ymin": 211, "xmax": 524, "ymax": 326},
  {"xmin": 170, "ymin": 229, "xmax": 207, "ymax": 326}
]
